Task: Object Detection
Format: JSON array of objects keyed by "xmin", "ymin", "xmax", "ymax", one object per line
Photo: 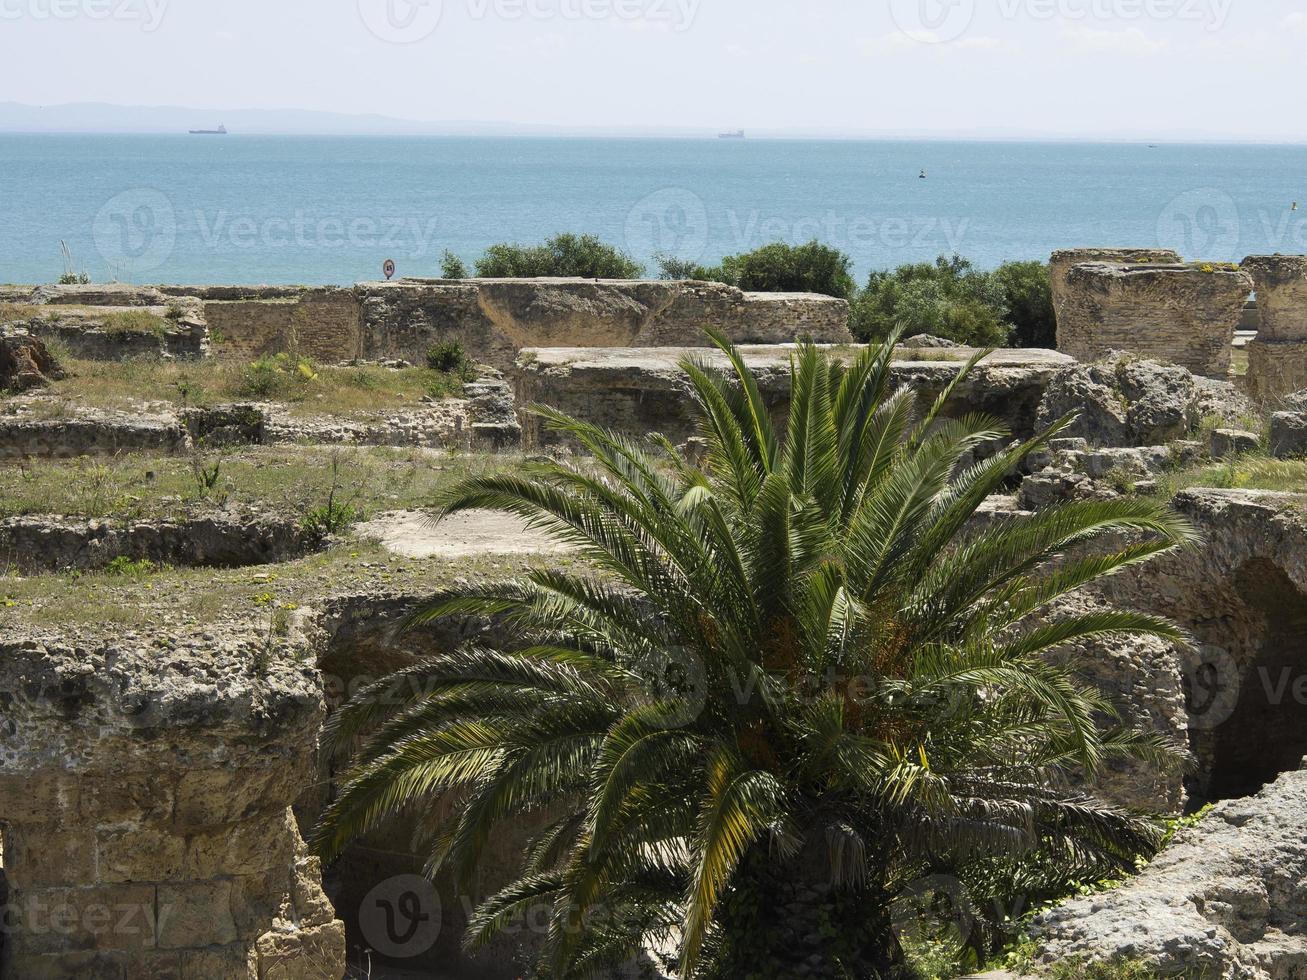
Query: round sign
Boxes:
[{"xmin": 383, "ymin": 258, "xmax": 396, "ymax": 280}]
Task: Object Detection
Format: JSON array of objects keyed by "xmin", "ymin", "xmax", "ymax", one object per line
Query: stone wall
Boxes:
[
  {"xmin": 514, "ymin": 345, "xmax": 1074, "ymax": 450},
  {"xmin": 1049, "ymin": 248, "xmax": 1180, "ymax": 340},
  {"xmin": 0, "ymin": 636, "xmax": 346, "ymax": 978},
  {"xmin": 1094, "ymin": 488, "xmax": 1307, "ymax": 804},
  {"xmin": 0, "ymin": 412, "xmax": 189, "ymax": 460},
  {"xmin": 1242, "ymin": 255, "xmax": 1307, "ymax": 403},
  {"xmin": 204, "ymin": 289, "xmax": 363, "ymax": 363},
  {"xmin": 358, "ymin": 278, "xmax": 853, "ymax": 370},
  {"xmin": 0, "ymin": 511, "xmax": 321, "ymax": 574},
  {"xmin": 1055, "ymin": 262, "xmax": 1252, "ymax": 377}
]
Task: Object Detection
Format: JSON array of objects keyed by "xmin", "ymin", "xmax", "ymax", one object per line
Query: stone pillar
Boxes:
[
  {"xmin": 1050, "ymin": 248, "xmax": 1181, "ymax": 352},
  {"xmin": 1241, "ymin": 255, "xmax": 1307, "ymax": 402},
  {"xmin": 0, "ymin": 639, "xmax": 345, "ymax": 979},
  {"xmin": 1055, "ymin": 262, "xmax": 1252, "ymax": 377}
]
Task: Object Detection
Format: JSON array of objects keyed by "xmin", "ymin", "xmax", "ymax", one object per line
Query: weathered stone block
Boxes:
[
  {"xmin": 183, "ymin": 812, "xmax": 298, "ymax": 880},
  {"xmin": 1049, "ymin": 248, "xmax": 1180, "ymax": 341},
  {"xmin": 0, "ymin": 772, "xmax": 80, "ymax": 825},
  {"xmin": 96, "ymin": 827, "xmax": 188, "ymax": 884},
  {"xmin": 1241, "ymin": 255, "xmax": 1307, "ymax": 341},
  {"xmin": 1247, "ymin": 337, "xmax": 1307, "ymax": 403},
  {"xmin": 1210, "ymin": 428, "xmax": 1261, "ymax": 459},
  {"xmin": 4, "ymin": 883, "xmax": 159, "ymax": 954},
  {"xmin": 157, "ymin": 881, "xmax": 239, "ymax": 950},
  {"xmin": 255, "ymin": 920, "xmax": 347, "ymax": 980},
  {"xmin": 1270, "ymin": 412, "xmax": 1307, "ymax": 458},
  {"xmin": 359, "ymin": 277, "xmax": 852, "ymax": 370},
  {"xmin": 1, "ymin": 827, "xmax": 98, "ymax": 887},
  {"xmin": 515, "ymin": 345, "xmax": 1072, "ymax": 450},
  {"xmin": 1055, "ymin": 262, "xmax": 1252, "ymax": 377}
]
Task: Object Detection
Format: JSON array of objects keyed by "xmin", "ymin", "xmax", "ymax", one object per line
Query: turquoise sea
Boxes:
[{"xmin": 3, "ymin": 135, "xmax": 1307, "ymax": 286}]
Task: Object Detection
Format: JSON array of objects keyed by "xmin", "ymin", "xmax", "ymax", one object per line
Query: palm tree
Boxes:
[{"xmin": 314, "ymin": 331, "xmax": 1194, "ymax": 979}]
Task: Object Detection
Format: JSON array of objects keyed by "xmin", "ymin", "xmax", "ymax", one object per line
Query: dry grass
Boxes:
[
  {"xmin": 0, "ymin": 445, "xmax": 516, "ymax": 522},
  {"xmin": 18, "ymin": 356, "xmax": 470, "ymax": 419},
  {"xmin": 1157, "ymin": 454, "xmax": 1307, "ymax": 498},
  {"xmin": 0, "ymin": 540, "xmax": 561, "ymax": 628}
]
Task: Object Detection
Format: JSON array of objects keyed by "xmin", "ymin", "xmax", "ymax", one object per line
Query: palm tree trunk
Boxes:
[{"xmin": 707, "ymin": 847, "xmax": 907, "ymax": 979}]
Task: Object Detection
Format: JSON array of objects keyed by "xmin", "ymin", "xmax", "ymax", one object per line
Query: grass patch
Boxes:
[
  {"xmin": 14, "ymin": 356, "xmax": 475, "ymax": 419},
  {"xmin": 0, "ymin": 446, "xmax": 516, "ymax": 522},
  {"xmin": 100, "ymin": 310, "xmax": 168, "ymax": 338},
  {"xmin": 1156, "ymin": 454, "xmax": 1307, "ymax": 498},
  {"xmin": 0, "ymin": 302, "xmax": 43, "ymax": 323},
  {"xmin": 0, "ymin": 541, "xmax": 563, "ymax": 629}
]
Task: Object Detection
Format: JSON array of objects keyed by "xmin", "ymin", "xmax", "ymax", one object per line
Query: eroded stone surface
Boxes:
[
  {"xmin": 1037, "ymin": 766, "xmax": 1307, "ymax": 979},
  {"xmin": 515, "ymin": 345, "xmax": 1073, "ymax": 449},
  {"xmin": 0, "ymin": 630, "xmax": 345, "ymax": 978},
  {"xmin": 0, "ymin": 327, "xmax": 64, "ymax": 392},
  {"xmin": 1055, "ymin": 262, "xmax": 1252, "ymax": 377}
]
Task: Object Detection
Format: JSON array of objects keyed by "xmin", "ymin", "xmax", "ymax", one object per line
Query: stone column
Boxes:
[
  {"xmin": 1055, "ymin": 262, "xmax": 1252, "ymax": 377},
  {"xmin": 1241, "ymin": 255, "xmax": 1307, "ymax": 402},
  {"xmin": 1050, "ymin": 248, "xmax": 1181, "ymax": 354},
  {"xmin": 0, "ymin": 639, "xmax": 345, "ymax": 979}
]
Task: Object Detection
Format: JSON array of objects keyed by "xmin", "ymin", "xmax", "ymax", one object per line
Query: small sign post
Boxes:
[{"xmin": 383, "ymin": 259, "xmax": 396, "ymax": 281}]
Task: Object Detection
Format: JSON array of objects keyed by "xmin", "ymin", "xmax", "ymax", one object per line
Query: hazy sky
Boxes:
[{"xmin": 3, "ymin": 0, "xmax": 1307, "ymax": 138}]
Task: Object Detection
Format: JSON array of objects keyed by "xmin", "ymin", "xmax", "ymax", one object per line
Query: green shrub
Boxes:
[
  {"xmin": 235, "ymin": 353, "xmax": 319, "ymax": 401},
  {"xmin": 473, "ymin": 233, "xmax": 643, "ymax": 279},
  {"xmin": 301, "ymin": 498, "xmax": 358, "ymax": 536},
  {"xmin": 440, "ymin": 250, "xmax": 470, "ymax": 279},
  {"xmin": 102, "ymin": 556, "xmax": 160, "ymax": 577},
  {"xmin": 426, "ymin": 339, "xmax": 470, "ymax": 375},
  {"xmin": 851, "ymin": 254, "xmax": 1010, "ymax": 347},
  {"xmin": 995, "ymin": 260, "xmax": 1056, "ymax": 349},
  {"xmin": 665, "ymin": 241, "xmax": 856, "ymax": 299}
]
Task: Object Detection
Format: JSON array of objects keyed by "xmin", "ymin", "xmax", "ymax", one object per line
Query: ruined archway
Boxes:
[{"xmin": 1188, "ymin": 559, "xmax": 1307, "ymax": 804}]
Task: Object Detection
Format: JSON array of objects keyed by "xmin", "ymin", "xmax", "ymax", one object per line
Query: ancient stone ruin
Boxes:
[
  {"xmin": 1242, "ymin": 254, "xmax": 1307, "ymax": 403},
  {"xmin": 1054, "ymin": 260, "xmax": 1252, "ymax": 377},
  {"xmin": 5, "ymin": 270, "xmax": 1307, "ymax": 978}
]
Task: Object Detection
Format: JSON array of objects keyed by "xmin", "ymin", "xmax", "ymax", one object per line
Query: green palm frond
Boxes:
[{"xmin": 316, "ymin": 331, "xmax": 1196, "ymax": 978}]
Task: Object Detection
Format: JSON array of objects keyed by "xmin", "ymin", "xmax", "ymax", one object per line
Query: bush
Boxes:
[
  {"xmin": 440, "ymin": 250, "xmax": 470, "ymax": 279},
  {"xmin": 426, "ymin": 339, "xmax": 471, "ymax": 375},
  {"xmin": 473, "ymin": 233, "xmax": 644, "ymax": 279},
  {"xmin": 995, "ymin": 260, "xmax": 1056, "ymax": 349},
  {"xmin": 850, "ymin": 254, "xmax": 1010, "ymax": 347},
  {"xmin": 663, "ymin": 241, "xmax": 856, "ymax": 299},
  {"xmin": 235, "ymin": 353, "xmax": 319, "ymax": 401}
]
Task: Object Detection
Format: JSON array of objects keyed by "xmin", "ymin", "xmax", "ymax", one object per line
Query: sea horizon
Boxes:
[{"xmin": 4, "ymin": 133, "xmax": 1303, "ymax": 286}]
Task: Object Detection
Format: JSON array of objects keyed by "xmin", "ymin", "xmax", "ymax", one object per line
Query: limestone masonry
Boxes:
[{"xmin": 1054, "ymin": 261, "xmax": 1252, "ymax": 377}]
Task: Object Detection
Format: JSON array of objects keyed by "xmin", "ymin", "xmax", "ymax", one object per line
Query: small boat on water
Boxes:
[
  {"xmin": 919, "ymin": 169, "xmax": 928, "ymax": 179},
  {"xmin": 718, "ymin": 129, "xmax": 745, "ymax": 140},
  {"xmin": 189, "ymin": 124, "xmax": 228, "ymax": 135}
]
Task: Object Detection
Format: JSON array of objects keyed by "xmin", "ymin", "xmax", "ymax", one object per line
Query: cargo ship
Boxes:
[{"xmin": 189, "ymin": 124, "xmax": 228, "ymax": 135}]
